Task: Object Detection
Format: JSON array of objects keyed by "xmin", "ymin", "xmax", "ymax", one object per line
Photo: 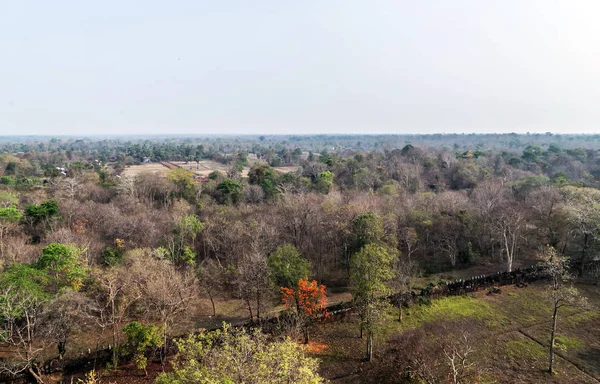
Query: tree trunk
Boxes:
[
  {"xmin": 549, "ymin": 304, "xmax": 558, "ymax": 374},
  {"xmin": 111, "ymin": 297, "xmax": 118, "ymax": 368},
  {"xmin": 112, "ymin": 324, "xmax": 118, "ymax": 367},
  {"xmin": 256, "ymin": 288, "xmax": 261, "ymax": 321},
  {"xmin": 58, "ymin": 341, "xmax": 66, "ymax": 360},
  {"xmin": 398, "ymin": 306, "xmax": 403, "ymax": 322},
  {"xmin": 246, "ymin": 299, "xmax": 254, "ymax": 322},
  {"xmin": 208, "ymin": 290, "xmax": 216, "ymax": 317},
  {"xmin": 28, "ymin": 365, "xmax": 44, "ymax": 384},
  {"xmin": 0, "ymin": 227, "xmax": 4, "ymax": 260},
  {"xmin": 580, "ymin": 234, "xmax": 589, "ymax": 277},
  {"xmin": 303, "ymin": 326, "xmax": 309, "ymax": 344},
  {"xmin": 366, "ymin": 331, "xmax": 373, "ymax": 361},
  {"xmin": 161, "ymin": 320, "xmax": 168, "ymax": 369}
]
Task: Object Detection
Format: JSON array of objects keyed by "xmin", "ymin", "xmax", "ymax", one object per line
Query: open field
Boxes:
[
  {"xmin": 309, "ymin": 282, "xmax": 600, "ymax": 384},
  {"xmin": 172, "ymin": 160, "xmax": 247, "ymax": 177},
  {"xmin": 121, "ymin": 160, "xmax": 300, "ymax": 180},
  {"xmin": 121, "ymin": 163, "xmax": 170, "ymax": 176},
  {"xmin": 172, "ymin": 160, "xmax": 300, "ymax": 178}
]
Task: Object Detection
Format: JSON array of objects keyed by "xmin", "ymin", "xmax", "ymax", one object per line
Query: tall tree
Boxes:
[
  {"xmin": 540, "ymin": 245, "xmax": 587, "ymax": 374},
  {"xmin": 350, "ymin": 243, "xmax": 397, "ymax": 361},
  {"xmin": 493, "ymin": 206, "xmax": 524, "ymax": 272},
  {"xmin": 197, "ymin": 258, "xmax": 223, "ymax": 317},
  {"xmin": 234, "ymin": 252, "xmax": 273, "ymax": 321}
]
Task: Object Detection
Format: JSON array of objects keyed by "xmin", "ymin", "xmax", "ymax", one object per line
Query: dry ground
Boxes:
[
  {"xmin": 172, "ymin": 160, "xmax": 300, "ymax": 178},
  {"xmin": 121, "ymin": 163, "xmax": 170, "ymax": 177}
]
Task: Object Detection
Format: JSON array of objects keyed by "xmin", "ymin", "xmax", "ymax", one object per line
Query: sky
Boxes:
[{"xmin": 1, "ymin": 1, "xmax": 600, "ymax": 135}]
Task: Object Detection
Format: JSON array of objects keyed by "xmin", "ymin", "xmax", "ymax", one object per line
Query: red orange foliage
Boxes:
[
  {"xmin": 73, "ymin": 218, "xmax": 88, "ymax": 233},
  {"xmin": 280, "ymin": 278, "xmax": 330, "ymax": 320}
]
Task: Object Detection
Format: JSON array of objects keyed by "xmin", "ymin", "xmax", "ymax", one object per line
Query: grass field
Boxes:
[
  {"xmin": 172, "ymin": 160, "xmax": 300, "ymax": 178},
  {"xmin": 121, "ymin": 163, "xmax": 170, "ymax": 176},
  {"xmin": 121, "ymin": 160, "xmax": 300, "ymax": 180}
]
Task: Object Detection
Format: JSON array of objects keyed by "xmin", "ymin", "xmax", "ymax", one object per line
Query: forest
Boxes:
[{"xmin": 0, "ymin": 134, "xmax": 598, "ymax": 383}]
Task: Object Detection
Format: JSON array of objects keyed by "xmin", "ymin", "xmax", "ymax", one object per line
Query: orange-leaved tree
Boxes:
[{"xmin": 281, "ymin": 277, "xmax": 330, "ymax": 344}]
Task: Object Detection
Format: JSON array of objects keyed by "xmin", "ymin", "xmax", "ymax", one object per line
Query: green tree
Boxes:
[
  {"xmin": 23, "ymin": 200, "xmax": 60, "ymax": 241},
  {"xmin": 155, "ymin": 323, "xmax": 323, "ymax": 384},
  {"xmin": 215, "ymin": 179, "xmax": 243, "ymax": 205},
  {"xmin": 168, "ymin": 168, "xmax": 198, "ymax": 201},
  {"xmin": 37, "ymin": 243, "xmax": 88, "ymax": 292},
  {"xmin": 348, "ymin": 212, "xmax": 386, "ymax": 255},
  {"xmin": 122, "ymin": 321, "xmax": 164, "ymax": 376},
  {"xmin": 169, "ymin": 214, "xmax": 204, "ymax": 265},
  {"xmin": 314, "ymin": 171, "xmax": 334, "ymax": 194},
  {"xmin": 0, "ymin": 191, "xmax": 19, "ymax": 207},
  {"xmin": 24, "ymin": 200, "xmax": 60, "ymax": 226},
  {"xmin": 350, "ymin": 243, "xmax": 397, "ymax": 361},
  {"xmin": 268, "ymin": 244, "xmax": 310, "ymax": 288},
  {"xmin": 248, "ymin": 163, "xmax": 279, "ymax": 198}
]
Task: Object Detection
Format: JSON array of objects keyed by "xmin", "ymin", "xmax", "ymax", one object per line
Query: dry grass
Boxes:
[
  {"xmin": 121, "ymin": 163, "xmax": 169, "ymax": 177},
  {"xmin": 172, "ymin": 160, "xmax": 300, "ymax": 178}
]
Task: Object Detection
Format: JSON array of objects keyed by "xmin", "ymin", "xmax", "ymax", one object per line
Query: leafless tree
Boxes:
[
  {"xmin": 197, "ymin": 258, "xmax": 224, "ymax": 317},
  {"xmin": 132, "ymin": 255, "xmax": 198, "ymax": 366},
  {"xmin": 234, "ymin": 251, "xmax": 273, "ymax": 322},
  {"xmin": 0, "ymin": 287, "xmax": 48, "ymax": 383},
  {"xmin": 89, "ymin": 265, "xmax": 141, "ymax": 368},
  {"xmin": 540, "ymin": 246, "xmax": 588, "ymax": 374},
  {"xmin": 399, "ymin": 227, "xmax": 419, "ymax": 262},
  {"xmin": 493, "ymin": 206, "xmax": 524, "ymax": 272}
]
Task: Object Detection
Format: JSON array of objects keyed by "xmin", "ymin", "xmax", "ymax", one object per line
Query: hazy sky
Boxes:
[{"xmin": 2, "ymin": 1, "xmax": 600, "ymax": 135}]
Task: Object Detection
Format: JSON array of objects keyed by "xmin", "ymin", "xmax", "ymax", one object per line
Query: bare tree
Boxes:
[
  {"xmin": 399, "ymin": 227, "xmax": 419, "ymax": 262},
  {"xmin": 437, "ymin": 232, "xmax": 460, "ymax": 268},
  {"xmin": 540, "ymin": 246, "xmax": 588, "ymax": 374},
  {"xmin": 389, "ymin": 320, "xmax": 478, "ymax": 384},
  {"xmin": 197, "ymin": 258, "xmax": 224, "ymax": 317},
  {"xmin": 494, "ymin": 207, "xmax": 524, "ymax": 272},
  {"xmin": 443, "ymin": 332, "xmax": 475, "ymax": 384},
  {"xmin": 390, "ymin": 257, "xmax": 418, "ymax": 322},
  {"xmin": 39, "ymin": 290, "xmax": 95, "ymax": 362},
  {"xmin": 132, "ymin": 255, "xmax": 198, "ymax": 366},
  {"xmin": 561, "ymin": 186, "xmax": 600, "ymax": 276},
  {"xmin": 89, "ymin": 266, "xmax": 141, "ymax": 368},
  {"xmin": 234, "ymin": 251, "xmax": 273, "ymax": 322},
  {"xmin": 0, "ymin": 286, "xmax": 48, "ymax": 383}
]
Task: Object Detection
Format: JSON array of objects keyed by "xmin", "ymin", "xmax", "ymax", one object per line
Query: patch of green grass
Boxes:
[
  {"xmin": 554, "ymin": 336, "xmax": 584, "ymax": 351},
  {"xmin": 398, "ymin": 296, "xmax": 506, "ymax": 330},
  {"xmin": 505, "ymin": 339, "xmax": 546, "ymax": 362},
  {"xmin": 563, "ymin": 311, "xmax": 599, "ymax": 326},
  {"xmin": 491, "ymin": 289, "xmax": 553, "ymax": 326}
]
